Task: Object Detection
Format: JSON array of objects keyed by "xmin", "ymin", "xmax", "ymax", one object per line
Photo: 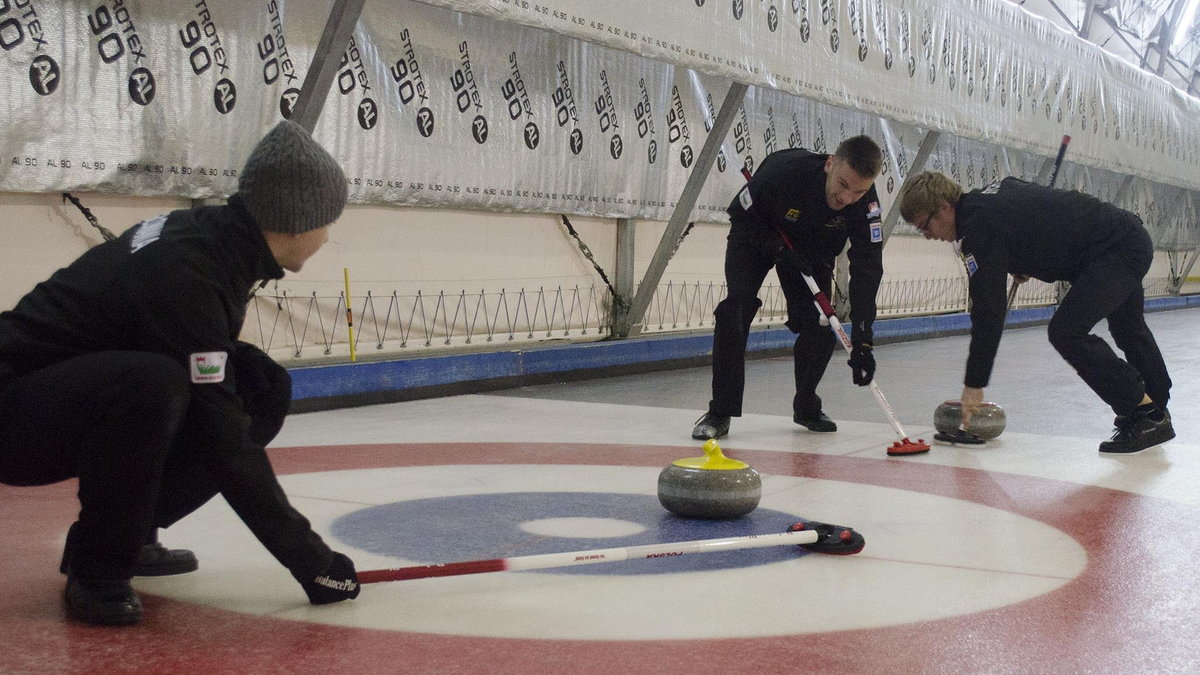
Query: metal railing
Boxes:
[
  {"xmin": 245, "ymin": 274, "xmax": 1173, "ymax": 361},
  {"xmin": 247, "ymin": 285, "xmax": 612, "ymax": 359}
]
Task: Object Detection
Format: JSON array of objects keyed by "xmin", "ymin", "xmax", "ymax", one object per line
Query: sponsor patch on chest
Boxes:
[{"xmin": 189, "ymin": 351, "xmax": 228, "ymax": 383}]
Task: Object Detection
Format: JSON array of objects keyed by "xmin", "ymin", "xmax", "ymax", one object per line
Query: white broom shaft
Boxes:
[
  {"xmin": 800, "ymin": 273, "xmax": 909, "ymax": 440},
  {"xmin": 359, "ymin": 529, "xmax": 820, "ymax": 583},
  {"xmin": 508, "ymin": 529, "xmax": 820, "ymax": 571}
]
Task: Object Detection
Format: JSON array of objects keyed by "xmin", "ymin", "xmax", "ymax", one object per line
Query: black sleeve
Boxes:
[
  {"xmin": 729, "ymin": 152, "xmax": 789, "ymax": 225},
  {"xmin": 962, "ymin": 230, "xmax": 1009, "ymax": 389},
  {"xmin": 735, "ymin": 166, "xmax": 779, "ymax": 227},
  {"xmin": 846, "ymin": 187, "xmax": 884, "ymax": 343},
  {"xmin": 126, "ymin": 252, "xmax": 332, "ymax": 577},
  {"xmin": 197, "ymin": 423, "xmax": 333, "ymax": 579},
  {"xmin": 123, "ymin": 249, "xmax": 244, "ymax": 412}
]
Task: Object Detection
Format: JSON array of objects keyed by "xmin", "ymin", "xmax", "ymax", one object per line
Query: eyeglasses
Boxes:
[{"xmin": 915, "ymin": 210, "xmax": 936, "ymax": 232}]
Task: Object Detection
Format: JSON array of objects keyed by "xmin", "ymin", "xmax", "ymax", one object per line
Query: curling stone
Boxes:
[
  {"xmin": 934, "ymin": 400, "xmax": 1006, "ymax": 440},
  {"xmin": 657, "ymin": 439, "xmax": 762, "ymax": 519}
]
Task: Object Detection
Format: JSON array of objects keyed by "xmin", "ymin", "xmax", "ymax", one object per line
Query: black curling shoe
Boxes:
[
  {"xmin": 794, "ymin": 411, "xmax": 837, "ymax": 432},
  {"xmin": 64, "ymin": 577, "xmax": 143, "ymax": 626},
  {"xmin": 133, "ymin": 541, "xmax": 199, "ymax": 576},
  {"xmin": 691, "ymin": 412, "xmax": 731, "ymax": 440},
  {"xmin": 61, "ymin": 523, "xmax": 198, "ymax": 577},
  {"xmin": 1099, "ymin": 409, "xmax": 1174, "ymax": 454}
]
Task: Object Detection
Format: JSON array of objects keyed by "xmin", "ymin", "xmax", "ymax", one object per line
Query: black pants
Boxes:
[
  {"xmin": 0, "ymin": 344, "xmax": 290, "ymax": 581},
  {"xmin": 1046, "ymin": 224, "xmax": 1172, "ymax": 416},
  {"xmin": 709, "ymin": 222, "xmax": 837, "ymax": 418}
]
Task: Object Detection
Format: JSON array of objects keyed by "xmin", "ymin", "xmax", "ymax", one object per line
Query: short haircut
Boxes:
[
  {"xmin": 898, "ymin": 171, "xmax": 963, "ymax": 223},
  {"xmin": 834, "ymin": 135, "xmax": 883, "ymax": 178}
]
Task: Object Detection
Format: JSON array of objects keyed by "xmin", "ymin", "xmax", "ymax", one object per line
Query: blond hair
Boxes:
[{"xmin": 898, "ymin": 171, "xmax": 962, "ymax": 223}]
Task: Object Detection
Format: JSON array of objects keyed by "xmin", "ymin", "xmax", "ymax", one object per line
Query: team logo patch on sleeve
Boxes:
[
  {"xmin": 189, "ymin": 352, "xmax": 228, "ymax": 383},
  {"xmin": 785, "ymin": 208, "xmax": 800, "ymax": 221},
  {"xmin": 965, "ymin": 254, "xmax": 979, "ymax": 276},
  {"xmin": 870, "ymin": 222, "xmax": 883, "ymax": 243},
  {"xmin": 866, "ymin": 202, "xmax": 881, "ymax": 218}
]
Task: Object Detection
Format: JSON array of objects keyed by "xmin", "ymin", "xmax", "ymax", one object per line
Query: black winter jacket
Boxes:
[
  {"xmin": 0, "ymin": 196, "xmax": 333, "ymax": 578},
  {"xmin": 957, "ymin": 177, "xmax": 1145, "ymax": 388},
  {"xmin": 727, "ymin": 148, "xmax": 884, "ymax": 340}
]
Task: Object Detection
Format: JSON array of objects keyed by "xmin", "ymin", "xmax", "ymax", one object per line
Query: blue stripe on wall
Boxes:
[{"xmin": 290, "ymin": 296, "xmax": 1200, "ymax": 402}]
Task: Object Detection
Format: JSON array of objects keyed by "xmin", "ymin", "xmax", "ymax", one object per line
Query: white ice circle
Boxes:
[
  {"xmin": 517, "ymin": 517, "xmax": 648, "ymax": 538},
  {"xmin": 138, "ymin": 464, "xmax": 1087, "ymax": 641}
]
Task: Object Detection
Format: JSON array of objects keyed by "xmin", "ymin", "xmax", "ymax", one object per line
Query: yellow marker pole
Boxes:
[{"xmin": 343, "ymin": 267, "xmax": 356, "ymax": 362}]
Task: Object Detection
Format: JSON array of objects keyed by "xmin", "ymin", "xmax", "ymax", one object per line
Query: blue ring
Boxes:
[{"xmin": 333, "ymin": 492, "xmax": 810, "ymax": 576}]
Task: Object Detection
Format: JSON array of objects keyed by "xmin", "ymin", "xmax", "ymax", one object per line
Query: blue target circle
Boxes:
[{"xmin": 332, "ymin": 492, "xmax": 812, "ymax": 576}]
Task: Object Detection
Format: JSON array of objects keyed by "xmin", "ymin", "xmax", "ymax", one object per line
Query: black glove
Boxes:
[
  {"xmin": 848, "ymin": 340, "xmax": 875, "ymax": 386},
  {"xmin": 298, "ymin": 552, "xmax": 361, "ymax": 605},
  {"xmin": 764, "ymin": 237, "xmax": 813, "ymax": 277}
]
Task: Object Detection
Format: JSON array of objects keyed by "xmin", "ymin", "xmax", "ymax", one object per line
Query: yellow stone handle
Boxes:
[{"xmin": 671, "ymin": 439, "xmax": 751, "ymax": 470}]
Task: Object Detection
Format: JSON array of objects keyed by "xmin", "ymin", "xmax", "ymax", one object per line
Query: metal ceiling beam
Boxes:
[
  {"xmin": 614, "ymin": 81, "xmax": 749, "ymax": 338},
  {"xmin": 290, "ymin": 0, "xmax": 368, "ymax": 133},
  {"xmin": 881, "ymin": 130, "xmax": 941, "ymax": 240}
]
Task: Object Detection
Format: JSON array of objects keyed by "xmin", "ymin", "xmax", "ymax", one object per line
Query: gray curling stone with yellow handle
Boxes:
[{"xmin": 657, "ymin": 439, "xmax": 762, "ymax": 519}]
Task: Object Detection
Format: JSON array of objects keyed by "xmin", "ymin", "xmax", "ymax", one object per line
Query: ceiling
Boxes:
[{"xmin": 1013, "ymin": 0, "xmax": 1200, "ymax": 94}]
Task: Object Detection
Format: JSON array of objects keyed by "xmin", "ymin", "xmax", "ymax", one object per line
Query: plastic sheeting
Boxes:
[
  {"xmin": 0, "ymin": 0, "xmax": 1195, "ymax": 242},
  {"xmin": 422, "ymin": 0, "xmax": 1200, "ymax": 191}
]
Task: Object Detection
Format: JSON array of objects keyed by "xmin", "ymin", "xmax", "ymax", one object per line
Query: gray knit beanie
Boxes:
[{"xmin": 237, "ymin": 120, "xmax": 348, "ymax": 233}]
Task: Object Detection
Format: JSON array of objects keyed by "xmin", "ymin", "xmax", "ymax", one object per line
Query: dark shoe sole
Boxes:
[
  {"xmin": 691, "ymin": 415, "xmax": 730, "ymax": 440},
  {"xmin": 64, "ymin": 579, "xmax": 142, "ymax": 626},
  {"xmin": 1099, "ymin": 427, "xmax": 1175, "ymax": 454},
  {"xmin": 133, "ymin": 555, "xmax": 199, "ymax": 577},
  {"xmin": 62, "ymin": 557, "xmax": 199, "ymax": 577},
  {"xmin": 64, "ymin": 599, "xmax": 142, "ymax": 626},
  {"xmin": 794, "ymin": 417, "xmax": 837, "ymax": 432},
  {"xmin": 691, "ymin": 427, "xmax": 729, "ymax": 440},
  {"xmin": 61, "ymin": 539, "xmax": 199, "ymax": 577}
]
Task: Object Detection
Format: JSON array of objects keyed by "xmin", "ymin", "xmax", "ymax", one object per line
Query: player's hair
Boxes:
[
  {"xmin": 898, "ymin": 171, "xmax": 963, "ymax": 223},
  {"xmin": 833, "ymin": 135, "xmax": 883, "ymax": 178}
]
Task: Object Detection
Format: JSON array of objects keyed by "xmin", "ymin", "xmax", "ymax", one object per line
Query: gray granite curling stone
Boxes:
[
  {"xmin": 934, "ymin": 400, "xmax": 1007, "ymax": 440},
  {"xmin": 658, "ymin": 439, "xmax": 762, "ymax": 519}
]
